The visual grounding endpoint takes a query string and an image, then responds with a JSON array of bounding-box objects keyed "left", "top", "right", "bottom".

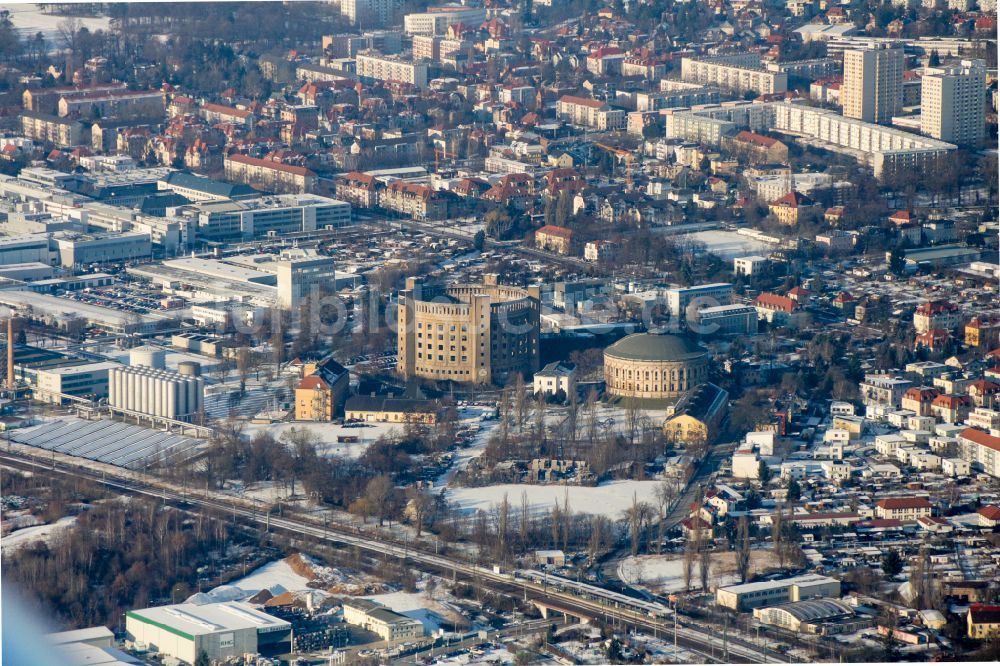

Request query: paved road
[{"left": 0, "top": 447, "right": 780, "bottom": 663}]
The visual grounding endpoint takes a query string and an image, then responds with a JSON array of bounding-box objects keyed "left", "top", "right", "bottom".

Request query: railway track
[{"left": 1, "top": 449, "right": 784, "bottom": 663}]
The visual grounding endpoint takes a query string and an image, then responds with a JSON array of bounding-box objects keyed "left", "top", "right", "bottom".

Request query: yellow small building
[
  {"left": 768, "top": 191, "right": 817, "bottom": 226},
  {"left": 967, "top": 605, "right": 1000, "bottom": 640},
  {"left": 294, "top": 357, "right": 348, "bottom": 421},
  {"left": 663, "top": 383, "right": 728, "bottom": 446},
  {"left": 344, "top": 396, "right": 441, "bottom": 424}
]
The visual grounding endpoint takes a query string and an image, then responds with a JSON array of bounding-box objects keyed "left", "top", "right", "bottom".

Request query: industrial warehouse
[{"left": 125, "top": 601, "right": 292, "bottom": 664}]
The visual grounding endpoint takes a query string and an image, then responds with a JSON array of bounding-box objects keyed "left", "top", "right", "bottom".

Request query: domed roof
[{"left": 604, "top": 332, "right": 707, "bottom": 362}]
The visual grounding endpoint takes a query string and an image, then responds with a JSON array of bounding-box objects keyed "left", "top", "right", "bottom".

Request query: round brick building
[{"left": 604, "top": 331, "right": 709, "bottom": 400}]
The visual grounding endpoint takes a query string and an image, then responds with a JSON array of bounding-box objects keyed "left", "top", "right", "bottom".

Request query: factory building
[
  {"left": 716, "top": 575, "right": 842, "bottom": 611},
  {"left": 33, "top": 361, "right": 118, "bottom": 404},
  {"left": 52, "top": 231, "right": 153, "bottom": 268},
  {"left": 125, "top": 601, "right": 291, "bottom": 665},
  {"left": 0, "top": 234, "right": 52, "bottom": 266},
  {"left": 109, "top": 364, "right": 204, "bottom": 421}
]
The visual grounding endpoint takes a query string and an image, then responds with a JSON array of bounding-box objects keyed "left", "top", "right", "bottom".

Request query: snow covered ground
[
  {"left": 446, "top": 480, "right": 666, "bottom": 519},
  {"left": 681, "top": 230, "right": 774, "bottom": 260},
  {"left": 1, "top": 516, "right": 77, "bottom": 553},
  {"left": 363, "top": 590, "right": 449, "bottom": 632},
  {"left": 7, "top": 5, "right": 111, "bottom": 42},
  {"left": 230, "top": 559, "right": 313, "bottom": 597},
  {"left": 618, "top": 550, "right": 776, "bottom": 593},
  {"left": 243, "top": 421, "right": 402, "bottom": 459}
]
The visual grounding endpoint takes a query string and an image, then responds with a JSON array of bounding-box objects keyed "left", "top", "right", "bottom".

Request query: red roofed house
[
  {"left": 931, "top": 393, "right": 972, "bottom": 424},
  {"left": 731, "top": 130, "right": 788, "bottom": 163},
  {"left": 913, "top": 300, "right": 961, "bottom": 334},
  {"left": 768, "top": 191, "right": 817, "bottom": 226},
  {"left": 902, "top": 387, "right": 941, "bottom": 417},
  {"left": 586, "top": 46, "right": 626, "bottom": 75},
  {"left": 965, "top": 317, "right": 1000, "bottom": 349},
  {"left": 967, "top": 379, "right": 1000, "bottom": 408},
  {"left": 556, "top": 95, "right": 626, "bottom": 130},
  {"left": 294, "top": 357, "right": 348, "bottom": 421},
  {"left": 957, "top": 428, "right": 1000, "bottom": 478},
  {"left": 335, "top": 171, "right": 381, "bottom": 209},
  {"left": 753, "top": 292, "right": 802, "bottom": 326},
  {"left": 913, "top": 329, "right": 951, "bottom": 352},
  {"left": 535, "top": 225, "right": 574, "bottom": 255},
  {"left": 977, "top": 505, "right": 1000, "bottom": 528},
  {"left": 381, "top": 181, "right": 451, "bottom": 220},
  {"left": 875, "top": 497, "right": 932, "bottom": 520},
  {"left": 224, "top": 153, "right": 316, "bottom": 194}
]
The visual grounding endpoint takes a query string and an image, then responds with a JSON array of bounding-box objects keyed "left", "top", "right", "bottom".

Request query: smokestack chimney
[{"left": 7, "top": 318, "right": 13, "bottom": 390}]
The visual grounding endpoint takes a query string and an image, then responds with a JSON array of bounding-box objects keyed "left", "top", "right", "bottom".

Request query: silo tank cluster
[{"left": 109, "top": 365, "right": 204, "bottom": 421}]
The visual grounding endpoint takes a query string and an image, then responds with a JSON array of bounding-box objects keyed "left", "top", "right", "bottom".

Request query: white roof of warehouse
[{"left": 127, "top": 601, "right": 289, "bottom": 637}]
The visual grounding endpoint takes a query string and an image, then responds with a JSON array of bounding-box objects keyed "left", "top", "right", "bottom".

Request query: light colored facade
[
  {"left": 874, "top": 497, "right": 932, "bottom": 519},
  {"left": 681, "top": 56, "right": 788, "bottom": 95},
  {"left": 769, "top": 101, "right": 955, "bottom": 178},
  {"left": 224, "top": 154, "right": 316, "bottom": 194},
  {"left": 33, "top": 361, "right": 116, "bottom": 404},
  {"left": 343, "top": 600, "right": 424, "bottom": 642},
  {"left": 694, "top": 304, "right": 758, "bottom": 336},
  {"left": 53, "top": 231, "right": 152, "bottom": 268},
  {"left": 356, "top": 52, "right": 428, "bottom": 87},
  {"left": 957, "top": 428, "right": 1000, "bottom": 477},
  {"left": 272, "top": 248, "right": 337, "bottom": 310},
  {"left": 665, "top": 283, "right": 733, "bottom": 319},
  {"left": 341, "top": 0, "right": 400, "bottom": 26},
  {"left": 717, "top": 575, "right": 842, "bottom": 611},
  {"left": 604, "top": 332, "right": 710, "bottom": 400},
  {"left": 125, "top": 602, "right": 291, "bottom": 665},
  {"left": 842, "top": 46, "right": 904, "bottom": 123},
  {"left": 403, "top": 6, "right": 486, "bottom": 35},
  {"left": 108, "top": 365, "right": 205, "bottom": 421},
  {"left": 733, "top": 254, "right": 768, "bottom": 275},
  {"left": 397, "top": 276, "right": 540, "bottom": 385},
  {"left": 20, "top": 111, "right": 84, "bottom": 145},
  {"left": 920, "top": 59, "right": 986, "bottom": 144},
  {"left": 556, "top": 96, "right": 626, "bottom": 130},
  {"left": 533, "top": 361, "right": 576, "bottom": 397}
]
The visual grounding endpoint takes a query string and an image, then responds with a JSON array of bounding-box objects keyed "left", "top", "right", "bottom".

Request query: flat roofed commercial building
[
  {"left": 716, "top": 575, "right": 841, "bottom": 611},
  {"left": 125, "top": 601, "right": 291, "bottom": 665},
  {"left": 34, "top": 361, "right": 118, "bottom": 404}
]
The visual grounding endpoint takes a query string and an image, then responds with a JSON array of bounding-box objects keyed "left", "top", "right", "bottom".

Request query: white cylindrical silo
[
  {"left": 166, "top": 382, "right": 176, "bottom": 420},
  {"left": 153, "top": 375, "right": 164, "bottom": 418},
  {"left": 129, "top": 346, "right": 165, "bottom": 370},
  {"left": 144, "top": 373, "right": 153, "bottom": 416},
  {"left": 195, "top": 377, "right": 204, "bottom": 416},
  {"left": 126, "top": 370, "right": 136, "bottom": 411}
]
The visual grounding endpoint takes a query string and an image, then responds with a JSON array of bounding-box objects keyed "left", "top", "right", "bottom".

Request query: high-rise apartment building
[
  {"left": 920, "top": 59, "right": 986, "bottom": 145},
  {"left": 842, "top": 45, "right": 904, "bottom": 123},
  {"left": 340, "top": 0, "right": 400, "bottom": 27}
]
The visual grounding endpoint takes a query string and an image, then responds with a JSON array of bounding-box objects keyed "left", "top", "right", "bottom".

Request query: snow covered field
[
  {"left": 243, "top": 421, "right": 402, "bottom": 459},
  {"left": 446, "top": 480, "right": 666, "bottom": 518},
  {"left": 230, "top": 559, "right": 313, "bottom": 597},
  {"left": 681, "top": 230, "right": 774, "bottom": 260},
  {"left": 1, "top": 516, "right": 77, "bottom": 552},
  {"left": 618, "top": 550, "right": 776, "bottom": 593},
  {"left": 7, "top": 5, "right": 111, "bottom": 42}
]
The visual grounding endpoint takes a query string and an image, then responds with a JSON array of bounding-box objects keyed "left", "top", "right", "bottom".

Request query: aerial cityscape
[{"left": 0, "top": 1, "right": 997, "bottom": 664}]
